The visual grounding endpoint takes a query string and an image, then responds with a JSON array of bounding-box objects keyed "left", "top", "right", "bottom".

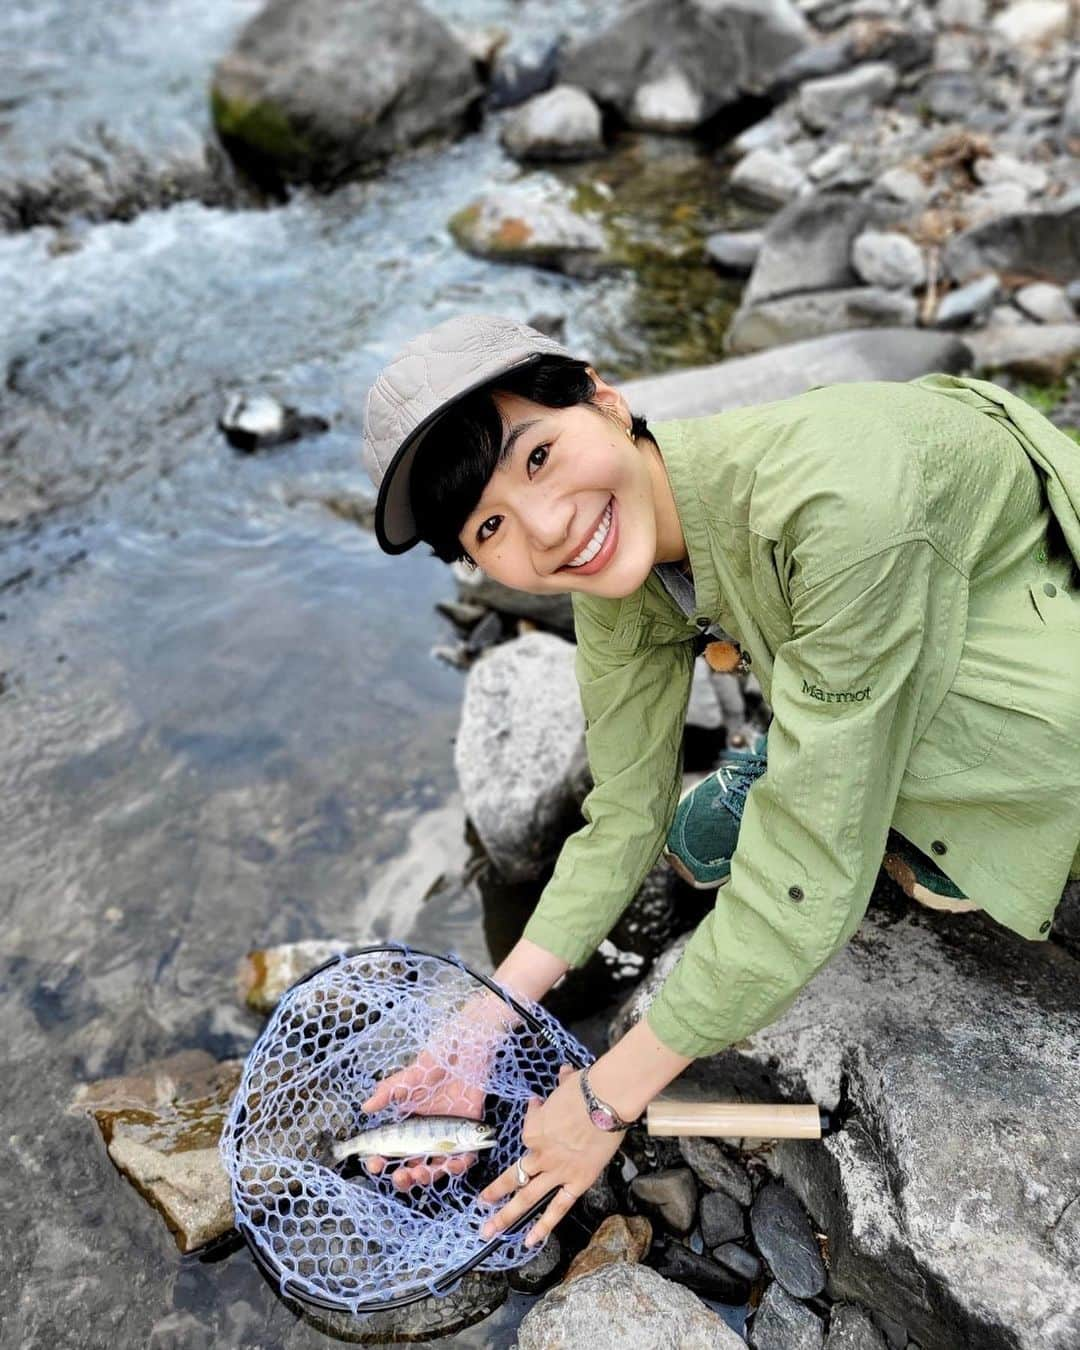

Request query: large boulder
[
  {"left": 559, "top": 0, "right": 812, "bottom": 132},
  {"left": 516, "top": 1260, "right": 745, "bottom": 1349},
  {"left": 612, "top": 895, "right": 1080, "bottom": 1350},
  {"left": 944, "top": 204, "right": 1080, "bottom": 286},
  {"left": 621, "top": 329, "right": 972, "bottom": 422},
  {"left": 724, "top": 287, "right": 918, "bottom": 354},
  {"left": 454, "top": 632, "right": 589, "bottom": 881},
  {"left": 210, "top": 0, "right": 481, "bottom": 186},
  {"left": 499, "top": 85, "right": 604, "bottom": 162}
]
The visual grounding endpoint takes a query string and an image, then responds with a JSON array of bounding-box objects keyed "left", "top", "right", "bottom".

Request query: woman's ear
[{"left": 586, "top": 366, "right": 632, "bottom": 425}]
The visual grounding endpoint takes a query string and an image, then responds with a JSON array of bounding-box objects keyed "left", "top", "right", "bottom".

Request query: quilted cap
[{"left": 362, "top": 313, "right": 575, "bottom": 553}]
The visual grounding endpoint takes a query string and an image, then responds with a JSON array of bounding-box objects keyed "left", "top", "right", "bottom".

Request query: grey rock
[
  {"left": 452, "top": 562, "right": 573, "bottom": 634},
  {"left": 991, "top": 0, "right": 1069, "bottom": 47},
  {"left": 807, "top": 142, "right": 854, "bottom": 183},
  {"left": 732, "top": 109, "right": 802, "bottom": 156},
  {"left": 770, "top": 36, "right": 853, "bottom": 93},
  {"left": 872, "top": 167, "right": 929, "bottom": 207},
  {"left": 210, "top": 0, "right": 480, "bottom": 186},
  {"left": 1054, "top": 878, "right": 1080, "bottom": 960},
  {"left": 933, "top": 274, "right": 1002, "bottom": 328},
  {"left": 1063, "top": 65, "right": 1080, "bottom": 144},
  {"left": 920, "top": 68, "right": 981, "bottom": 121},
  {"left": 944, "top": 205, "right": 1080, "bottom": 286},
  {"left": 746, "top": 193, "right": 878, "bottom": 306},
  {"left": 725, "top": 287, "right": 918, "bottom": 354},
  {"left": 705, "top": 229, "right": 765, "bottom": 275},
  {"left": 731, "top": 148, "right": 809, "bottom": 209},
  {"left": 798, "top": 62, "right": 898, "bottom": 132},
  {"left": 963, "top": 321, "right": 1080, "bottom": 382},
  {"left": 678, "top": 1135, "right": 754, "bottom": 1205},
  {"left": 973, "top": 154, "right": 1049, "bottom": 196},
  {"left": 508, "top": 1233, "right": 563, "bottom": 1293},
  {"left": 449, "top": 187, "right": 608, "bottom": 277},
  {"left": 826, "top": 1302, "right": 889, "bottom": 1350},
  {"left": 619, "top": 329, "right": 972, "bottom": 425},
  {"left": 499, "top": 85, "right": 604, "bottom": 162},
  {"left": 686, "top": 659, "right": 724, "bottom": 732},
  {"left": 1013, "top": 282, "right": 1074, "bottom": 324},
  {"left": 516, "top": 1260, "right": 744, "bottom": 1349},
  {"left": 712, "top": 1241, "right": 763, "bottom": 1282},
  {"left": 560, "top": 0, "right": 812, "bottom": 131},
  {"left": 851, "top": 230, "right": 926, "bottom": 289},
  {"left": 963, "top": 181, "right": 1032, "bottom": 228},
  {"left": 936, "top": 0, "right": 987, "bottom": 24},
  {"left": 699, "top": 1189, "right": 746, "bottom": 1247},
  {"left": 750, "top": 1280, "right": 826, "bottom": 1350},
  {"left": 986, "top": 304, "right": 1028, "bottom": 327},
  {"left": 1067, "top": 280, "right": 1080, "bottom": 313},
  {"left": 487, "top": 36, "right": 561, "bottom": 111},
  {"left": 650, "top": 1237, "right": 750, "bottom": 1303},
  {"left": 580, "top": 1170, "right": 621, "bottom": 1223},
  {"left": 630, "top": 1167, "right": 699, "bottom": 1236},
  {"left": 454, "top": 633, "right": 589, "bottom": 881},
  {"left": 751, "top": 1181, "right": 827, "bottom": 1299}
]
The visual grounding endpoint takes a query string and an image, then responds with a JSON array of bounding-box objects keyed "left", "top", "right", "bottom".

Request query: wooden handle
[{"left": 647, "top": 1099, "right": 827, "bottom": 1139}]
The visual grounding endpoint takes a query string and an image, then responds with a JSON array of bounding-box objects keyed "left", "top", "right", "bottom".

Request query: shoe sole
[{"left": 663, "top": 848, "right": 732, "bottom": 892}]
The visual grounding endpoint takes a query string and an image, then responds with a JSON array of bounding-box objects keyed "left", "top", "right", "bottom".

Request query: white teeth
[{"left": 566, "top": 502, "right": 612, "bottom": 568}]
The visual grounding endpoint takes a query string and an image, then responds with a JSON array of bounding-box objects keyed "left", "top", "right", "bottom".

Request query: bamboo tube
[{"left": 647, "top": 1099, "right": 828, "bottom": 1139}]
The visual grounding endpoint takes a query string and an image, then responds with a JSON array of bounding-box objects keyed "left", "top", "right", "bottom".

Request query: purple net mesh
[{"left": 220, "top": 946, "right": 591, "bottom": 1313}]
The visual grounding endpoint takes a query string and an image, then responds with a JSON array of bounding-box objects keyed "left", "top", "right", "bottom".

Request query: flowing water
[{"left": 0, "top": 2, "right": 750, "bottom": 1343}]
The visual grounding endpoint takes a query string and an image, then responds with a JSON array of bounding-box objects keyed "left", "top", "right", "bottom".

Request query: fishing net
[{"left": 221, "top": 944, "right": 592, "bottom": 1314}]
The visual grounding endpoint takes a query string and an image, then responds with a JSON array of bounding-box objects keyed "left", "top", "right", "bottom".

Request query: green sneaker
[
  {"left": 882, "top": 833, "right": 979, "bottom": 913},
  {"left": 663, "top": 735, "right": 768, "bottom": 890}
]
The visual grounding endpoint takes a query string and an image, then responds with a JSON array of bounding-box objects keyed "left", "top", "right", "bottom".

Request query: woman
[{"left": 358, "top": 312, "right": 1080, "bottom": 1250}]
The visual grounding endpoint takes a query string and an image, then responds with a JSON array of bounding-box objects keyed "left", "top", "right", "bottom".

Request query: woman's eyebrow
[{"left": 498, "top": 418, "right": 542, "bottom": 465}]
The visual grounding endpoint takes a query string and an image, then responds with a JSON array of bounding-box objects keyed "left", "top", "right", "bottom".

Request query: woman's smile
[{"left": 558, "top": 497, "right": 617, "bottom": 575}]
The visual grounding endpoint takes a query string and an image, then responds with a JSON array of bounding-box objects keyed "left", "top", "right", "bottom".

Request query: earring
[{"left": 625, "top": 425, "right": 635, "bottom": 442}]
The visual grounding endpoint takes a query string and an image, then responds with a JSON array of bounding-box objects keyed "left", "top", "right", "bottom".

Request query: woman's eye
[
  {"left": 527, "top": 444, "right": 549, "bottom": 475},
  {"left": 477, "top": 515, "right": 502, "bottom": 543}
]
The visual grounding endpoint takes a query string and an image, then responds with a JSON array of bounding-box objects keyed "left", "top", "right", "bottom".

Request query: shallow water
[{"left": 0, "top": 0, "right": 748, "bottom": 1343}]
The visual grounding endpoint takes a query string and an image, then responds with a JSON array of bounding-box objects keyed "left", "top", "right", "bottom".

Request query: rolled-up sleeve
[
  {"left": 521, "top": 608, "right": 694, "bottom": 967},
  {"left": 647, "top": 537, "right": 947, "bottom": 1059}
]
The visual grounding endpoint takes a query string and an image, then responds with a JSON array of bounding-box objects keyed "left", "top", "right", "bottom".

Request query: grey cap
[{"left": 362, "top": 312, "right": 575, "bottom": 554}]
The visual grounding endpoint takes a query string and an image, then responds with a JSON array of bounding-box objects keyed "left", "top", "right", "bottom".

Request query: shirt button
[
  {"left": 695, "top": 617, "right": 710, "bottom": 630},
  {"left": 931, "top": 840, "right": 947, "bottom": 856},
  {"left": 788, "top": 885, "right": 805, "bottom": 902},
  {"left": 1039, "top": 920, "right": 1051, "bottom": 934},
  {"left": 1043, "top": 582, "right": 1057, "bottom": 598}
]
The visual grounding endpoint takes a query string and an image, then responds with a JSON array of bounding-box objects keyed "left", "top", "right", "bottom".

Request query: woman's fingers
[
  {"left": 479, "top": 1173, "right": 556, "bottom": 1240},
  {"left": 523, "top": 1184, "right": 578, "bottom": 1249}
]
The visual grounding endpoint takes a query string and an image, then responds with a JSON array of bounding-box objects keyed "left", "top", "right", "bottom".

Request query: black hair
[{"left": 409, "top": 354, "right": 652, "bottom": 564}]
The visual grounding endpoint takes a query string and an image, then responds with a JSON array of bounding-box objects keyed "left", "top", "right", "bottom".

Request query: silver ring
[{"left": 515, "top": 1155, "right": 531, "bottom": 1187}]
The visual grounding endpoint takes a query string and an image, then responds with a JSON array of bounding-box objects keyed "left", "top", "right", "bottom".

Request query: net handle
[{"left": 231, "top": 941, "right": 593, "bottom": 1315}]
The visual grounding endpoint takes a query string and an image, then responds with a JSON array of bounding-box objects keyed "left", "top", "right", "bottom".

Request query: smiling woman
[{"left": 361, "top": 312, "right": 1080, "bottom": 1252}]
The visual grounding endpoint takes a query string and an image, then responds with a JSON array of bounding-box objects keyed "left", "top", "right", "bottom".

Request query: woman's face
[{"left": 458, "top": 370, "right": 683, "bottom": 600}]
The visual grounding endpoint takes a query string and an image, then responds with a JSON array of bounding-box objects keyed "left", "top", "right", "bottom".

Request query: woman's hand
[{"left": 477, "top": 1064, "right": 624, "bottom": 1249}]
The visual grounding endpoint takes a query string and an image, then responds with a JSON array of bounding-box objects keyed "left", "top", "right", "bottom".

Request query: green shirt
[{"left": 521, "top": 374, "right": 1080, "bottom": 1059}]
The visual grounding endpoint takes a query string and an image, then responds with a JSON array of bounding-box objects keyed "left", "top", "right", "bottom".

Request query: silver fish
[{"left": 326, "top": 1115, "right": 497, "bottom": 1165}]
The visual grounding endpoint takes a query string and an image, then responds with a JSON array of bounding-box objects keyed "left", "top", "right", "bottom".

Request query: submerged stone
[{"left": 237, "top": 938, "right": 349, "bottom": 1014}]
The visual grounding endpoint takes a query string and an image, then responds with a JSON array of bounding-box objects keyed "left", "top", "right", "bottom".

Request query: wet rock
[
  {"left": 933, "top": 274, "right": 1001, "bottom": 328},
  {"left": 751, "top": 1181, "right": 827, "bottom": 1299},
  {"left": 963, "top": 321, "right": 1080, "bottom": 382},
  {"left": 455, "top": 632, "right": 588, "bottom": 882},
  {"left": 944, "top": 204, "right": 1080, "bottom": 286},
  {"left": 1013, "top": 282, "right": 1073, "bottom": 324},
  {"left": 699, "top": 1189, "right": 746, "bottom": 1247},
  {"left": 517, "top": 1260, "right": 743, "bottom": 1348},
  {"left": 500, "top": 86, "right": 604, "bottom": 162},
  {"left": 487, "top": 37, "right": 562, "bottom": 111},
  {"left": 991, "top": 1, "right": 1069, "bottom": 48},
  {"left": 826, "top": 1302, "right": 889, "bottom": 1349},
  {"left": 210, "top": 0, "right": 481, "bottom": 187},
  {"left": 449, "top": 187, "right": 608, "bottom": 277},
  {"left": 237, "top": 938, "right": 349, "bottom": 1014},
  {"left": 725, "top": 287, "right": 918, "bottom": 354},
  {"left": 509, "top": 1233, "right": 564, "bottom": 1294},
  {"left": 451, "top": 562, "right": 574, "bottom": 635},
  {"left": 851, "top": 230, "right": 925, "bottom": 290},
  {"left": 563, "top": 1214, "right": 652, "bottom": 1283},
  {"left": 219, "top": 393, "right": 328, "bottom": 453},
  {"left": 559, "top": 0, "right": 811, "bottom": 133},
  {"left": 622, "top": 329, "right": 972, "bottom": 423},
  {"left": 678, "top": 1135, "right": 753, "bottom": 1205},
  {"left": 750, "top": 1280, "right": 826, "bottom": 1350},
  {"left": 730, "top": 148, "right": 809, "bottom": 209},
  {"left": 630, "top": 1167, "right": 698, "bottom": 1236},
  {"left": 712, "top": 1241, "right": 763, "bottom": 1282},
  {"left": 649, "top": 1234, "right": 751, "bottom": 1304},
  {"left": 705, "top": 229, "right": 765, "bottom": 275},
  {"left": 798, "top": 63, "right": 898, "bottom": 132},
  {"left": 73, "top": 1050, "right": 241, "bottom": 1253}
]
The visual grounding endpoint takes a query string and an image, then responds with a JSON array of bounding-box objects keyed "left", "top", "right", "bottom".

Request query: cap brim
[{"left": 372, "top": 352, "right": 547, "bottom": 554}]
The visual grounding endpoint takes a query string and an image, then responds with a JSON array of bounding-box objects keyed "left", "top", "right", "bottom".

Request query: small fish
[{"left": 322, "top": 1116, "right": 497, "bottom": 1166}]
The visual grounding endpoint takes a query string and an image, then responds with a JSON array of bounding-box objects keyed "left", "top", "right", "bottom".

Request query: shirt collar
[{"left": 651, "top": 418, "right": 723, "bottom": 624}]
